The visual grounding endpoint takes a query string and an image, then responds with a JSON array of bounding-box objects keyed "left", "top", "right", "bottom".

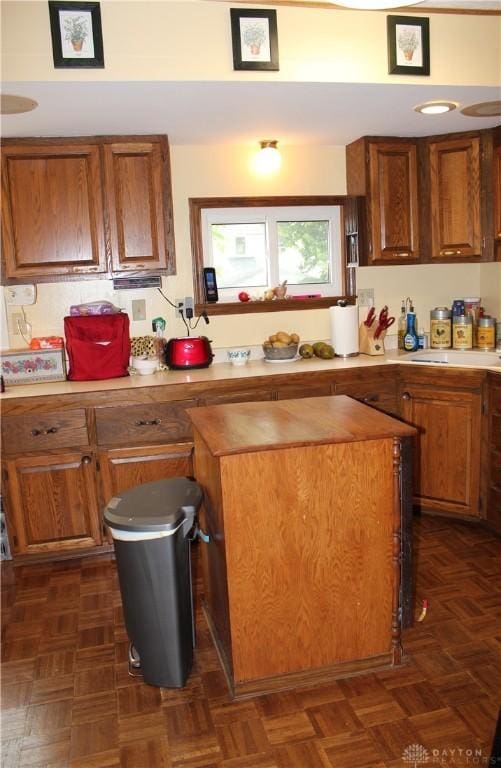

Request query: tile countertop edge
[{"left": 1, "top": 351, "right": 499, "bottom": 400}]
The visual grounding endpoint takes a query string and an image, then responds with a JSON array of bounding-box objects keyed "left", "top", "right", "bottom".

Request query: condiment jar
[
  {"left": 476, "top": 317, "right": 496, "bottom": 350},
  {"left": 430, "top": 307, "right": 452, "bottom": 349},
  {"left": 452, "top": 315, "right": 472, "bottom": 349}
]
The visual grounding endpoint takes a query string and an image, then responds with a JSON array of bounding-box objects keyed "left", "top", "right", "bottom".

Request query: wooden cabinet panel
[
  {"left": 487, "top": 375, "right": 501, "bottom": 530},
  {"left": 275, "top": 381, "right": 333, "bottom": 400},
  {"left": 429, "top": 136, "right": 482, "bottom": 260},
  {"left": 346, "top": 138, "right": 420, "bottom": 265},
  {"left": 98, "top": 442, "right": 194, "bottom": 503},
  {"left": 335, "top": 372, "right": 398, "bottom": 415},
  {"left": 103, "top": 138, "right": 175, "bottom": 275},
  {"left": 3, "top": 451, "right": 102, "bottom": 555},
  {"left": 494, "top": 144, "right": 501, "bottom": 255},
  {"left": 2, "top": 409, "right": 88, "bottom": 454},
  {"left": 199, "top": 389, "right": 274, "bottom": 406},
  {"left": 1, "top": 143, "right": 107, "bottom": 280},
  {"left": 400, "top": 383, "right": 482, "bottom": 517},
  {"left": 95, "top": 399, "right": 197, "bottom": 446}
]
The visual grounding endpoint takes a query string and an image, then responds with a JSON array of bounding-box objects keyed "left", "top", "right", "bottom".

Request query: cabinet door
[
  {"left": 103, "top": 138, "right": 175, "bottom": 275},
  {"left": 367, "top": 142, "right": 420, "bottom": 264},
  {"left": 429, "top": 136, "right": 482, "bottom": 260},
  {"left": 98, "top": 442, "right": 193, "bottom": 502},
  {"left": 3, "top": 451, "right": 102, "bottom": 555},
  {"left": 1, "top": 143, "right": 107, "bottom": 280},
  {"left": 494, "top": 145, "right": 501, "bottom": 252},
  {"left": 400, "top": 385, "right": 482, "bottom": 517}
]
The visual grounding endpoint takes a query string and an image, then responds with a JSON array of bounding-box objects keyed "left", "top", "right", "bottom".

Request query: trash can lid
[{"left": 103, "top": 477, "right": 202, "bottom": 533}]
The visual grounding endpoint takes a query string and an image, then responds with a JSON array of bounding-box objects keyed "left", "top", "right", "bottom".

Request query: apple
[{"left": 238, "top": 291, "right": 250, "bottom": 302}]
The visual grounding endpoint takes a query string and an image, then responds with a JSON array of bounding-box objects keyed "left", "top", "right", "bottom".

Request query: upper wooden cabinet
[
  {"left": 1, "top": 142, "right": 108, "bottom": 280},
  {"left": 347, "top": 127, "right": 498, "bottom": 265},
  {"left": 428, "top": 134, "right": 482, "bottom": 261},
  {"left": 103, "top": 137, "right": 175, "bottom": 276},
  {"left": 1, "top": 135, "right": 176, "bottom": 283},
  {"left": 346, "top": 137, "right": 420, "bottom": 265},
  {"left": 494, "top": 127, "right": 501, "bottom": 260}
]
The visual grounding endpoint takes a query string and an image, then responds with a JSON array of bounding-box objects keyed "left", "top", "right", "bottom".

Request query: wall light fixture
[
  {"left": 333, "top": 1, "right": 423, "bottom": 9},
  {"left": 254, "top": 140, "right": 282, "bottom": 174}
]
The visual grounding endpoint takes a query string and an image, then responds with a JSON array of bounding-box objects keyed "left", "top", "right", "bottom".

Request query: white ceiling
[{"left": 1, "top": 1, "right": 499, "bottom": 145}]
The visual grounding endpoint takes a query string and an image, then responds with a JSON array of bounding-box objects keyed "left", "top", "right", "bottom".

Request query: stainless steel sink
[{"left": 399, "top": 350, "right": 501, "bottom": 367}]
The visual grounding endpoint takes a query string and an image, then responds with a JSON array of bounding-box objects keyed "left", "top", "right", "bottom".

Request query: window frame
[{"left": 189, "top": 195, "right": 361, "bottom": 316}]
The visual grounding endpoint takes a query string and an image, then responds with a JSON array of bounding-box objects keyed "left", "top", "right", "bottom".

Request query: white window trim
[{"left": 201, "top": 205, "right": 342, "bottom": 302}]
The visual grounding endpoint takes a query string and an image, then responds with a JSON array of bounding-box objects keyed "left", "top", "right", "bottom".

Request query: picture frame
[
  {"left": 48, "top": 1, "right": 104, "bottom": 69},
  {"left": 387, "top": 15, "right": 430, "bottom": 76},
  {"left": 1, "top": 347, "right": 67, "bottom": 385},
  {"left": 230, "top": 9, "right": 279, "bottom": 71}
]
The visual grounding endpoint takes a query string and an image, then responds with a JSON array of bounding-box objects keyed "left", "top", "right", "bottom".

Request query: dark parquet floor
[{"left": 1, "top": 514, "right": 500, "bottom": 768}]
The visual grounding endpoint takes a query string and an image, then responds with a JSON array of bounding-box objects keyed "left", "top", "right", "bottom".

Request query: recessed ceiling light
[
  {"left": 333, "top": 1, "right": 423, "bottom": 9},
  {"left": 460, "top": 100, "right": 501, "bottom": 118},
  {"left": 1, "top": 94, "right": 38, "bottom": 115},
  {"left": 414, "top": 101, "right": 457, "bottom": 115}
]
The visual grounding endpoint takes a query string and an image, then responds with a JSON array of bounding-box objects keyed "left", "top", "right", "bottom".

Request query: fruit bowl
[
  {"left": 131, "top": 356, "right": 159, "bottom": 375},
  {"left": 262, "top": 343, "right": 298, "bottom": 361}
]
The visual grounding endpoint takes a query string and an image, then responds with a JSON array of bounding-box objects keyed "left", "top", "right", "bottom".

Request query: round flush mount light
[
  {"left": 1, "top": 94, "right": 38, "bottom": 115},
  {"left": 460, "top": 100, "right": 501, "bottom": 118},
  {"left": 333, "top": 1, "right": 423, "bottom": 9},
  {"left": 414, "top": 101, "right": 457, "bottom": 115}
]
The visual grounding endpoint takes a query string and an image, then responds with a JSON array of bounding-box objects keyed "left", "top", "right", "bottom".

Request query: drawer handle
[
  {"left": 440, "top": 249, "right": 462, "bottom": 256},
  {"left": 134, "top": 418, "right": 162, "bottom": 427},
  {"left": 363, "top": 394, "right": 379, "bottom": 403},
  {"left": 402, "top": 392, "right": 411, "bottom": 401},
  {"left": 81, "top": 455, "right": 92, "bottom": 466},
  {"left": 395, "top": 252, "right": 410, "bottom": 258},
  {"left": 30, "top": 427, "right": 59, "bottom": 436}
]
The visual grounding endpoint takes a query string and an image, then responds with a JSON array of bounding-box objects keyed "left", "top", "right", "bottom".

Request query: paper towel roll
[{"left": 330, "top": 304, "right": 359, "bottom": 357}]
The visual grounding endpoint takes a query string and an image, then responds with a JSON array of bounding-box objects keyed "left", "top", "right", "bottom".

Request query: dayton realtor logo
[{"left": 402, "top": 743, "right": 430, "bottom": 767}]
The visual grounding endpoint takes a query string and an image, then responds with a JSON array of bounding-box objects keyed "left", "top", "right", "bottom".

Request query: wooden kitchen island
[{"left": 188, "top": 395, "right": 416, "bottom": 699}]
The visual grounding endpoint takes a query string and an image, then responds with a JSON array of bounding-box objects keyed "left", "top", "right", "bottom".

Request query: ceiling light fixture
[
  {"left": 414, "top": 101, "right": 457, "bottom": 115},
  {"left": 460, "top": 101, "right": 501, "bottom": 118},
  {"left": 1, "top": 94, "right": 38, "bottom": 115},
  {"left": 254, "top": 140, "right": 282, "bottom": 174},
  {"left": 333, "top": 1, "right": 423, "bottom": 9}
]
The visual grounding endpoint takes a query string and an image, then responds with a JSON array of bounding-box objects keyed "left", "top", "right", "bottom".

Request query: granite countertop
[{"left": 1, "top": 349, "right": 499, "bottom": 400}]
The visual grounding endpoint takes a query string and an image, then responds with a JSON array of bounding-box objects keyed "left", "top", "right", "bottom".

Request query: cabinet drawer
[
  {"left": 335, "top": 380, "right": 398, "bottom": 414},
  {"left": 2, "top": 410, "right": 89, "bottom": 454},
  {"left": 275, "top": 382, "right": 333, "bottom": 400},
  {"left": 199, "top": 389, "right": 274, "bottom": 406},
  {"left": 95, "top": 400, "right": 197, "bottom": 446}
]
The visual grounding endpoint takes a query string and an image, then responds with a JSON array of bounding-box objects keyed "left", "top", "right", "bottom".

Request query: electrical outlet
[
  {"left": 184, "top": 296, "right": 194, "bottom": 318},
  {"left": 358, "top": 288, "right": 374, "bottom": 307},
  {"left": 5, "top": 284, "right": 37, "bottom": 306},
  {"left": 175, "top": 298, "right": 184, "bottom": 318},
  {"left": 131, "top": 299, "right": 146, "bottom": 321},
  {"left": 10, "top": 312, "right": 27, "bottom": 336}
]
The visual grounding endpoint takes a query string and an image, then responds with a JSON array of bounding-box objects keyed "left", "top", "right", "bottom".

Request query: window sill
[{"left": 195, "top": 296, "right": 355, "bottom": 316}]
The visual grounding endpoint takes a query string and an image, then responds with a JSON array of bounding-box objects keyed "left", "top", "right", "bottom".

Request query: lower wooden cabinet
[
  {"left": 2, "top": 450, "right": 102, "bottom": 556},
  {"left": 487, "top": 373, "right": 501, "bottom": 532},
  {"left": 335, "top": 369, "right": 398, "bottom": 415},
  {"left": 98, "top": 442, "right": 194, "bottom": 501},
  {"left": 399, "top": 371, "right": 483, "bottom": 517}
]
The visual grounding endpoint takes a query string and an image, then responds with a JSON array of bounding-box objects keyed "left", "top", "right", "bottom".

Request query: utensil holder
[{"left": 359, "top": 323, "right": 386, "bottom": 356}]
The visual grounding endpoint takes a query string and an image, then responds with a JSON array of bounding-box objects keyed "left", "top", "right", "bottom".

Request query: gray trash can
[{"left": 104, "top": 477, "right": 202, "bottom": 688}]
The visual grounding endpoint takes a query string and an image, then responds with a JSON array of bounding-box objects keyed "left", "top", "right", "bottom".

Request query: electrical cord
[{"left": 156, "top": 287, "right": 209, "bottom": 335}]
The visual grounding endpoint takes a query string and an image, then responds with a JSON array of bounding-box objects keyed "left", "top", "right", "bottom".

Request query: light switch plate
[
  {"left": 4, "top": 284, "right": 37, "bottom": 306},
  {"left": 358, "top": 288, "right": 374, "bottom": 308}
]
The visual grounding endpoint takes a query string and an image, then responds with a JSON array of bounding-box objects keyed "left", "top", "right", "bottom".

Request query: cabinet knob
[
  {"left": 134, "top": 419, "right": 161, "bottom": 427},
  {"left": 401, "top": 391, "right": 411, "bottom": 401},
  {"left": 81, "top": 455, "right": 92, "bottom": 465},
  {"left": 31, "top": 426, "right": 59, "bottom": 436},
  {"left": 440, "top": 249, "right": 462, "bottom": 256},
  {"left": 363, "top": 394, "right": 379, "bottom": 403}
]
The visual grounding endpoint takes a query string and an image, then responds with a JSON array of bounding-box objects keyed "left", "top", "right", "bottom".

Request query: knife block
[{"left": 359, "top": 322, "right": 386, "bottom": 356}]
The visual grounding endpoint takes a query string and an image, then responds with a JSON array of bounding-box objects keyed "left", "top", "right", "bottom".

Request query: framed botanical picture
[
  {"left": 48, "top": 1, "right": 104, "bottom": 68},
  {"left": 387, "top": 15, "right": 430, "bottom": 76},
  {"left": 230, "top": 9, "right": 279, "bottom": 71}
]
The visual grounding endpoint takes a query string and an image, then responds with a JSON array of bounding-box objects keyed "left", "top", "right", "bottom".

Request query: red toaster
[{"left": 165, "top": 336, "right": 213, "bottom": 370}]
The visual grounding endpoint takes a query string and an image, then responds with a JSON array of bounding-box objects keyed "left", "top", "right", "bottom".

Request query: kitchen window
[
  {"left": 189, "top": 196, "right": 360, "bottom": 316},
  {"left": 201, "top": 206, "right": 341, "bottom": 302}
]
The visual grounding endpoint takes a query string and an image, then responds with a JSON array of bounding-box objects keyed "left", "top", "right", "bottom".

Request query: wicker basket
[{"left": 262, "top": 343, "right": 298, "bottom": 361}]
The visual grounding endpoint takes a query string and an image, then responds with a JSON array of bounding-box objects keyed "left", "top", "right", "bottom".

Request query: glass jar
[
  {"left": 476, "top": 317, "right": 496, "bottom": 350},
  {"left": 452, "top": 315, "right": 473, "bottom": 349},
  {"left": 430, "top": 307, "right": 452, "bottom": 349}
]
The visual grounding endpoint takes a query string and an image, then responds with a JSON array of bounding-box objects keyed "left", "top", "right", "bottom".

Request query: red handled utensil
[{"left": 364, "top": 307, "right": 376, "bottom": 327}]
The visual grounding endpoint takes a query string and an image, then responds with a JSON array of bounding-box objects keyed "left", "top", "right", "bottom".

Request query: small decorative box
[{"left": 1, "top": 347, "right": 67, "bottom": 385}]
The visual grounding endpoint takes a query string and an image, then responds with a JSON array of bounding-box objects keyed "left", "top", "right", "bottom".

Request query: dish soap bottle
[
  {"left": 403, "top": 309, "right": 419, "bottom": 352},
  {"left": 397, "top": 299, "right": 406, "bottom": 350}
]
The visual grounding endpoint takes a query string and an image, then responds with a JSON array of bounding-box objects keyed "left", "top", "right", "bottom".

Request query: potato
[
  {"left": 290, "top": 333, "right": 300, "bottom": 344},
  {"left": 272, "top": 341, "right": 288, "bottom": 348},
  {"left": 263, "top": 340, "right": 272, "bottom": 348},
  {"left": 276, "top": 332, "right": 292, "bottom": 344},
  {"left": 269, "top": 334, "right": 278, "bottom": 343}
]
